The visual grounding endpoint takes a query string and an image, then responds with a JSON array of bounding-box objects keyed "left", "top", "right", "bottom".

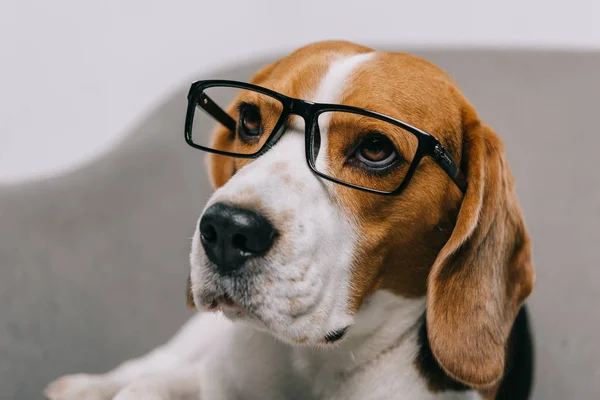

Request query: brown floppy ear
[
  {"left": 426, "top": 105, "right": 535, "bottom": 388},
  {"left": 208, "top": 60, "right": 280, "bottom": 188}
]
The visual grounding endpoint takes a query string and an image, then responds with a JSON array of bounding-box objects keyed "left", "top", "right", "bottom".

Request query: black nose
[{"left": 199, "top": 203, "right": 277, "bottom": 274}]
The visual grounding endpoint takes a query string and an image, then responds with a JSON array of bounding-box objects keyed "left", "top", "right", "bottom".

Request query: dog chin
[
  {"left": 193, "top": 285, "right": 352, "bottom": 347},
  {"left": 190, "top": 249, "right": 354, "bottom": 346}
]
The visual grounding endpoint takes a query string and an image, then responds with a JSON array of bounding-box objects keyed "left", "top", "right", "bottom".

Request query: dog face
[{"left": 189, "top": 41, "right": 534, "bottom": 388}]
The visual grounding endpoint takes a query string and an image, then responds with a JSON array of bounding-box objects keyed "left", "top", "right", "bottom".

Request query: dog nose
[{"left": 199, "top": 203, "right": 277, "bottom": 273}]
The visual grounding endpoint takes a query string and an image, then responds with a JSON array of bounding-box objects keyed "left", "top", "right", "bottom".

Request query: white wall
[{"left": 1, "top": 0, "right": 599, "bottom": 183}]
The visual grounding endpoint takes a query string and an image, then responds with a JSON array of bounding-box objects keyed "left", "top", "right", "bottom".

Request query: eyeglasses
[{"left": 185, "top": 80, "right": 466, "bottom": 195}]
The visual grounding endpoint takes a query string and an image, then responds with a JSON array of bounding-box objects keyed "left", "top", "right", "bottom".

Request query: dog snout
[{"left": 199, "top": 202, "right": 277, "bottom": 274}]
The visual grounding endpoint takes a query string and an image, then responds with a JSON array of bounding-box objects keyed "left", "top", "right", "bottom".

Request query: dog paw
[{"left": 44, "top": 374, "right": 122, "bottom": 400}]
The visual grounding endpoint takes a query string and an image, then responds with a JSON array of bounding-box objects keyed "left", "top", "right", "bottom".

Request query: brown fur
[
  {"left": 425, "top": 110, "right": 535, "bottom": 388},
  {"left": 208, "top": 41, "right": 372, "bottom": 188},
  {"left": 330, "top": 52, "right": 466, "bottom": 310},
  {"left": 204, "top": 41, "right": 534, "bottom": 394},
  {"left": 325, "top": 49, "right": 534, "bottom": 390}
]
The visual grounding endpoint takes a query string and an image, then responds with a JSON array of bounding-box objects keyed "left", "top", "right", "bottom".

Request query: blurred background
[{"left": 1, "top": 0, "right": 599, "bottom": 399}]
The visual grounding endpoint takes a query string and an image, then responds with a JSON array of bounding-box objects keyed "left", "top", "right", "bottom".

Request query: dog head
[{"left": 188, "top": 41, "right": 534, "bottom": 388}]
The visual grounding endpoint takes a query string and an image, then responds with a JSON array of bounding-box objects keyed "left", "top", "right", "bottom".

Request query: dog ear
[
  {"left": 426, "top": 105, "right": 535, "bottom": 388},
  {"left": 208, "top": 61, "right": 280, "bottom": 188}
]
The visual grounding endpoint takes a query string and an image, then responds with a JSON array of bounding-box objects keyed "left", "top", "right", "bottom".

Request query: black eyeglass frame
[{"left": 185, "top": 79, "right": 467, "bottom": 195}]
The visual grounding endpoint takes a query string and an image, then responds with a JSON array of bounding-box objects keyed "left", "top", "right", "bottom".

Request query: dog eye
[
  {"left": 238, "top": 103, "right": 262, "bottom": 137},
  {"left": 356, "top": 132, "right": 398, "bottom": 168}
]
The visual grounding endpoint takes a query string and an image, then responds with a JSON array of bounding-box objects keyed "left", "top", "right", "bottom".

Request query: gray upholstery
[{"left": 1, "top": 50, "right": 599, "bottom": 400}]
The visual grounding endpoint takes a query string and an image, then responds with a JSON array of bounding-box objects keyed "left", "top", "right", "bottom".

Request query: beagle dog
[{"left": 45, "top": 41, "right": 535, "bottom": 400}]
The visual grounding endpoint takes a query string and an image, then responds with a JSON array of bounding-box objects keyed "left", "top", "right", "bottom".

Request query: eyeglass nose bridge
[
  {"left": 288, "top": 98, "right": 315, "bottom": 117},
  {"left": 266, "top": 98, "right": 316, "bottom": 147}
]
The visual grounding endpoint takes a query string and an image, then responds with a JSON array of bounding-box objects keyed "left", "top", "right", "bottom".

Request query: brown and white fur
[{"left": 45, "top": 41, "right": 535, "bottom": 400}]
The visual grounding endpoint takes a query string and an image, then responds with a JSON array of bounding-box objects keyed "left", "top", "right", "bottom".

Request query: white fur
[
  {"left": 45, "top": 53, "right": 482, "bottom": 400},
  {"left": 188, "top": 52, "right": 377, "bottom": 346},
  {"left": 314, "top": 53, "right": 374, "bottom": 181}
]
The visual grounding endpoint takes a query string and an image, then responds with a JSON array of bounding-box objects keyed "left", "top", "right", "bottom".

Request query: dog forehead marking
[
  {"left": 311, "top": 52, "right": 375, "bottom": 104},
  {"left": 310, "top": 51, "right": 375, "bottom": 175},
  {"left": 195, "top": 50, "right": 378, "bottom": 346}
]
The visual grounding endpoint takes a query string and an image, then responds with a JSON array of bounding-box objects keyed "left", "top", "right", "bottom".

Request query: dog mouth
[
  {"left": 195, "top": 287, "right": 350, "bottom": 344},
  {"left": 323, "top": 327, "right": 348, "bottom": 343},
  {"left": 203, "top": 293, "right": 246, "bottom": 316},
  {"left": 192, "top": 255, "right": 352, "bottom": 345},
  {"left": 206, "top": 293, "right": 235, "bottom": 310}
]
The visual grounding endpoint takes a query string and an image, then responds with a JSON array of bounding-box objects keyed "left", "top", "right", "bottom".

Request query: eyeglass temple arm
[
  {"left": 432, "top": 144, "right": 468, "bottom": 193},
  {"left": 197, "top": 92, "right": 237, "bottom": 133}
]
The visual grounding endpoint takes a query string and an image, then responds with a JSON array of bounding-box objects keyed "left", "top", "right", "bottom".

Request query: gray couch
[{"left": 1, "top": 50, "right": 599, "bottom": 399}]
